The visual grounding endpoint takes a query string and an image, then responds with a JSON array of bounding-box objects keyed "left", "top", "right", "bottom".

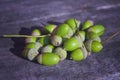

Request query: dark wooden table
[{"left": 0, "top": 0, "right": 120, "bottom": 80}]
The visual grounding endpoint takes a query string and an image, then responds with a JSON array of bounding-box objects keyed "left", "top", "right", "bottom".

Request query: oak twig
[{"left": 102, "top": 30, "right": 120, "bottom": 44}]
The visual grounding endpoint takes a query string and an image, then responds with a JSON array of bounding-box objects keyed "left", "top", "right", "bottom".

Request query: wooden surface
[{"left": 0, "top": 0, "right": 120, "bottom": 80}]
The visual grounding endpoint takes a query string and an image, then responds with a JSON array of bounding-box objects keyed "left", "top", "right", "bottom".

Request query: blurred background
[{"left": 0, "top": 0, "right": 120, "bottom": 80}]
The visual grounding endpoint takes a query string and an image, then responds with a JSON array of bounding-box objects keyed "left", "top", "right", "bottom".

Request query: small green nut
[
  {"left": 37, "top": 53, "right": 60, "bottom": 66},
  {"left": 41, "top": 45, "right": 54, "bottom": 53},
  {"left": 63, "top": 37, "right": 79, "bottom": 51},
  {"left": 38, "top": 36, "right": 50, "bottom": 46},
  {"left": 27, "top": 48, "right": 39, "bottom": 61},
  {"left": 76, "top": 31, "right": 86, "bottom": 41},
  {"left": 63, "top": 27, "right": 74, "bottom": 38},
  {"left": 65, "top": 18, "right": 80, "bottom": 32},
  {"left": 55, "top": 23, "right": 70, "bottom": 37},
  {"left": 26, "top": 37, "right": 36, "bottom": 43},
  {"left": 25, "top": 43, "right": 35, "bottom": 49},
  {"left": 32, "top": 29, "right": 41, "bottom": 36},
  {"left": 88, "top": 24, "right": 105, "bottom": 36},
  {"left": 91, "top": 41, "right": 103, "bottom": 53},
  {"left": 44, "top": 24, "right": 57, "bottom": 33},
  {"left": 51, "top": 35, "right": 62, "bottom": 46},
  {"left": 70, "top": 49, "right": 84, "bottom": 61},
  {"left": 82, "top": 20, "right": 93, "bottom": 30},
  {"left": 54, "top": 47, "right": 67, "bottom": 61}
]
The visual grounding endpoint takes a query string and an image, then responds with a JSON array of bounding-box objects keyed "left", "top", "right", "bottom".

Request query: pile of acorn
[{"left": 19, "top": 18, "right": 104, "bottom": 66}]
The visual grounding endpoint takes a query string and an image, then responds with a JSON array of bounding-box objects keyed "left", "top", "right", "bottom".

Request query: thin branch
[
  {"left": 2, "top": 34, "right": 50, "bottom": 38},
  {"left": 102, "top": 30, "right": 120, "bottom": 44}
]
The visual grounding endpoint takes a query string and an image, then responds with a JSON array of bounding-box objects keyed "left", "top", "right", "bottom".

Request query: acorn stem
[
  {"left": 2, "top": 34, "right": 50, "bottom": 38},
  {"left": 102, "top": 30, "right": 120, "bottom": 44}
]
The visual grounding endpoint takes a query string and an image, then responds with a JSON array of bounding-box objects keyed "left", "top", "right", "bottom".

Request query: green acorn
[
  {"left": 65, "top": 18, "right": 80, "bottom": 32},
  {"left": 70, "top": 49, "right": 84, "bottom": 61},
  {"left": 44, "top": 24, "right": 57, "bottom": 33},
  {"left": 82, "top": 20, "right": 93, "bottom": 30},
  {"left": 37, "top": 53, "right": 60, "bottom": 66},
  {"left": 63, "top": 37, "right": 79, "bottom": 51},
  {"left": 91, "top": 41, "right": 103, "bottom": 53},
  {"left": 54, "top": 23, "right": 70, "bottom": 37},
  {"left": 88, "top": 25, "right": 105, "bottom": 36}
]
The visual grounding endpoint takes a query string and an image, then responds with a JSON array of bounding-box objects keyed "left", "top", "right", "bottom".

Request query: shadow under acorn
[
  {"left": 9, "top": 21, "right": 64, "bottom": 62},
  {"left": 9, "top": 25, "right": 44, "bottom": 61}
]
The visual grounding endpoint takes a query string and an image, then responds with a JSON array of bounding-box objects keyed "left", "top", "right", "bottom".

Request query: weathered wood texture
[{"left": 0, "top": 0, "right": 120, "bottom": 80}]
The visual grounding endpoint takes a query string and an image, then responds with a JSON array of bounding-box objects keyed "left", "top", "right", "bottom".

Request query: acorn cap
[
  {"left": 85, "top": 40, "right": 92, "bottom": 52},
  {"left": 54, "top": 47, "right": 67, "bottom": 61},
  {"left": 27, "top": 48, "right": 39, "bottom": 61},
  {"left": 51, "top": 35, "right": 62, "bottom": 46},
  {"left": 34, "top": 42, "right": 43, "bottom": 50},
  {"left": 76, "top": 31, "right": 86, "bottom": 42},
  {"left": 92, "top": 37, "right": 101, "bottom": 42},
  {"left": 80, "top": 45, "right": 88, "bottom": 59}
]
